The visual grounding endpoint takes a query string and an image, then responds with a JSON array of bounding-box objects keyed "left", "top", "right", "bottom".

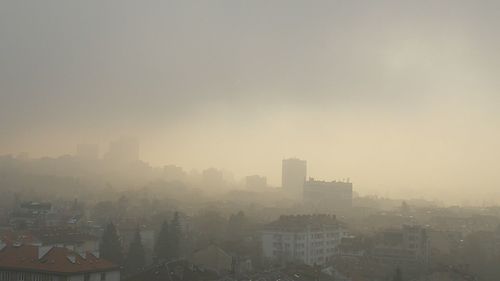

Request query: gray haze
[{"left": 1, "top": 1, "right": 500, "bottom": 201}]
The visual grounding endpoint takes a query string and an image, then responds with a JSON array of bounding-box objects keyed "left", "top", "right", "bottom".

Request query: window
[
  {"left": 101, "top": 272, "right": 106, "bottom": 281},
  {"left": 84, "top": 273, "right": 91, "bottom": 281},
  {"left": 0, "top": 271, "right": 9, "bottom": 281}
]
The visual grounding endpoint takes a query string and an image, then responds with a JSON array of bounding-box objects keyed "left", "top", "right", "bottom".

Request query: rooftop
[
  {"left": 0, "top": 242, "right": 117, "bottom": 274},
  {"left": 265, "top": 214, "right": 340, "bottom": 231}
]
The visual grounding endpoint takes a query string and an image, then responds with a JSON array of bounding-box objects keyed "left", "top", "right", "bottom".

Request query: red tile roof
[{"left": 0, "top": 244, "right": 118, "bottom": 274}]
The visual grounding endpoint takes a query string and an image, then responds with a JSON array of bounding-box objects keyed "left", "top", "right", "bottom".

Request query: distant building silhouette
[
  {"left": 164, "top": 165, "right": 187, "bottom": 182},
  {"left": 76, "top": 143, "right": 99, "bottom": 160},
  {"left": 245, "top": 175, "right": 267, "bottom": 190},
  {"left": 103, "top": 137, "right": 139, "bottom": 164},
  {"left": 372, "top": 225, "right": 430, "bottom": 268},
  {"left": 303, "top": 178, "right": 353, "bottom": 212},
  {"left": 202, "top": 168, "right": 225, "bottom": 188},
  {"left": 282, "top": 158, "right": 307, "bottom": 196}
]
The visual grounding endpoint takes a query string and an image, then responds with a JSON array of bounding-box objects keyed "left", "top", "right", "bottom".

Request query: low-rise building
[
  {"left": 1, "top": 227, "right": 100, "bottom": 255},
  {"left": 9, "top": 201, "right": 53, "bottom": 229},
  {"left": 0, "top": 241, "right": 119, "bottom": 281},
  {"left": 426, "top": 229, "right": 462, "bottom": 262},
  {"left": 338, "top": 236, "right": 370, "bottom": 257},
  {"left": 262, "top": 214, "right": 348, "bottom": 266},
  {"left": 33, "top": 227, "right": 100, "bottom": 254},
  {"left": 189, "top": 244, "right": 252, "bottom": 276},
  {"left": 372, "top": 225, "right": 430, "bottom": 268}
]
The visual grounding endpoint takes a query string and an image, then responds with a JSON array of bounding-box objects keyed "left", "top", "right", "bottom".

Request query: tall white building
[
  {"left": 282, "top": 158, "right": 307, "bottom": 196},
  {"left": 262, "top": 214, "right": 348, "bottom": 266}
]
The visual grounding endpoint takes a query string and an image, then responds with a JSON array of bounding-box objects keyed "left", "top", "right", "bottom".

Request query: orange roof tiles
[{"left": 0, "top": 244, "right": 118, "bottom": 274}]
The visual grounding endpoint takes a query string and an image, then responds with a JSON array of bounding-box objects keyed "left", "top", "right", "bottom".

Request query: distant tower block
[{"left": 282, "top": 158, "right": 307, "bottom": 196}]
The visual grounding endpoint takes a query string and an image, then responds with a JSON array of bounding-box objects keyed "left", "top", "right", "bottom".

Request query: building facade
[
  {"left": 303, "top": 178, "right": 353, "bottom": 212},
  {"left": 372, "top": 225, "right": 430, "bottom": 267},
  {"left": 262, "top": 215, "right": 348, "bottom": 266},
  {"left": 281, "top": 158, "right": 307, "bottom": 197}
]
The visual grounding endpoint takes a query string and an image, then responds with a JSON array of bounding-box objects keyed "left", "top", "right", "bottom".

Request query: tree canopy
[
  {"left": 125, "top": 227, "right": 146, "bottom": 275},
  {"left": 100, "top": 222, "right": 123, "bottom": 265}
]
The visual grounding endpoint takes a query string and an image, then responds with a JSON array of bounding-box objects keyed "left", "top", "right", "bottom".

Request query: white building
[
  {"left": 0, "top": 241, "right": 120, "bottom": 281},
  {"left": 262, "top": 214, "right": 348, "bottom": 266}
]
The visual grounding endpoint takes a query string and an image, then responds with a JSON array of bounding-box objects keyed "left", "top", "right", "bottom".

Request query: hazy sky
[{"left": 1, "top": 1, "right": 500, "bottom": 200}]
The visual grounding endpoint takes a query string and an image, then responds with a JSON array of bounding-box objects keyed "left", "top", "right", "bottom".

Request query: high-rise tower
[{"left": 281, "top": 158, "right": 307, "bottom": 196}]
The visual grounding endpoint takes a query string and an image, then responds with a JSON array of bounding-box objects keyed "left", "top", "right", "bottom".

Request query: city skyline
[
  {"left": 2, "top": 2, "right": 500, "bottom": 279},
  {"left": 2, "top": 1, "right": 500, "bottom": 202}
]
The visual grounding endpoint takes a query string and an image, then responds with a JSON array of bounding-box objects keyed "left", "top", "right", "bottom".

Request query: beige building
[
  {"left": 282, "top": 158, "right": 307, "bottom": 197},
  {"left": 262, "top": 214, "right": 348, "bottom": 266}
]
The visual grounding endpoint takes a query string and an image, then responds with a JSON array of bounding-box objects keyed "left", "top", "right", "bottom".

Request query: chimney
[
  {"left": 67, "top": 254, "right": 76, "bottom": 264},
  {"left": 38, "top": 246, "right": 53, "bottom": 259}
]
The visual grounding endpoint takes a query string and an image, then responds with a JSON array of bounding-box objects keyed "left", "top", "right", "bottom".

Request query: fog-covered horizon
[{"left": 2, "top": 1, "right": 500, "bottom": 202}]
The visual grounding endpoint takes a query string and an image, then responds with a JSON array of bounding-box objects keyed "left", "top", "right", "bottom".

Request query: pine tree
[
  {"left": 100, "top": 222, "right": 123, "bottom": 265},
  {"left": 155, "top": 220, "right": 170, "bottom": 260},
  {"left": 169, "top": 212, "right": 182, "bottom": 259},
  {"left": 125, "top": 227, "right": 145, "bottom": 274},
  {"left": 227, "top": 211, "right": 247, "bottom": 240}
]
